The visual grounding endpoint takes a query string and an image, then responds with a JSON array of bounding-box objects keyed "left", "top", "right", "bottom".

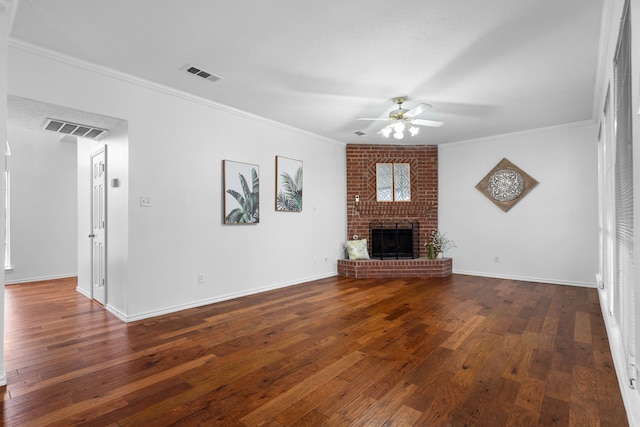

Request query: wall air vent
[
  {"left": 42, "top": 119, "right": 108, "bottom": 140},
  {"left": 183, "top": 64, "right": 223, "bottom": 83}
]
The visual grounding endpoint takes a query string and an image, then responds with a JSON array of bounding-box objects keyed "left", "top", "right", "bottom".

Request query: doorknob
[{"left": 88, "top": 234, "right": 95, "bottom": 238}]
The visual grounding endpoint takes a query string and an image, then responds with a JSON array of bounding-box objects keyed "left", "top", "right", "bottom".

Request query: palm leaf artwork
[
  {"left": 225, "top": 165, "right": 259, "bottom": 224},
  {"left": 276, "top": 162, "right": 303, "bottom": 212}
]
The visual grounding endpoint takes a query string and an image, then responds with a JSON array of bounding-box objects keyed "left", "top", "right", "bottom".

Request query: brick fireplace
[{"left": 338, "top": 144, "right": 452, "bottom": 278}]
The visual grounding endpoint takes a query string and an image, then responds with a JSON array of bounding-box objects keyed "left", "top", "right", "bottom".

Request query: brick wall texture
[{"left": 346, "top": 144, "right": 438, "bottom": 259}]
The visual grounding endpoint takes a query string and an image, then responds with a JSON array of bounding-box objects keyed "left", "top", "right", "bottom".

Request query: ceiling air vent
[
  {"left": 183, "top": 64, "right": 223, "bottom": 83},
  {"left": 42, "top": 119, "right": 108, "bottom": 140}
]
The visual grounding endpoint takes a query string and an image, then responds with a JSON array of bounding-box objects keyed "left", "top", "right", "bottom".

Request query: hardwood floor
[{"left": 1, "top": 275, "right": 628, "bottom": 426}]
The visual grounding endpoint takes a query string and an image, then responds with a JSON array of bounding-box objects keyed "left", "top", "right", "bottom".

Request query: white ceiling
[
  {"left": 7, "top": 95, "right": 126, "bottom": 135},
  {"left": 8, "top": 0, "right": 605, "bottom": 145}
]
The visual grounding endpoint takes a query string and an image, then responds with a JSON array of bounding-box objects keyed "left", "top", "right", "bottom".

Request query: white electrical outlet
[
  {"left": 355, "top": 195, "right": 360, "bottom": 202},
  {"left": 197, "top": 274, "right": 205, "bottom": 284}
]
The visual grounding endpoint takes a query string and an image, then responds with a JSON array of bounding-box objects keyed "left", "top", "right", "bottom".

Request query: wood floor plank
[
  {"left": 386, "top": 404, "right": 423, "bottom": 426},
  {"left": 450, "top": 332, "right": 503, "bottom": 389},
  {"left": 539, "top": 395, "right": 571, "bottom": 426},
  {"left": 349, "top": 380, "right": 418, "bottom": 427},
  {"left": 240, "top": 351, "right": 365, "bottom": 426},
  {"left": 273, "top": 377, "right": 350, "bottom": 425},
  {"left": 413, "top": 370, "right": 466, "bottom": 425},
  {"left": 574, "top": 310, "right": 594, "bottom": 344},
  {"left": 28, "top": 354, "right": 215, "bottom": 426},
  {"left": 527, "top": 348, "right": 553, "bottom": 381},
  {"left": 324, "top": 392, "right": 378, "bottom": 426},
  {"left": 546, "top": 369, "right": 573, "bottom": 403},
  {"left": 507, "top": 404, "right": 540, "bottom": 427},
  {"left": 514, "top": 377, "right": 546, "bottom": 413},
  {"left": 1, "top": 275, "right": 629, "bottom": 426},
  {"left": 316, "top": 356, "right": 399, "bottom": 417},
  {"left": 440, "top": 314, "right": 486, "bottom": 350}
]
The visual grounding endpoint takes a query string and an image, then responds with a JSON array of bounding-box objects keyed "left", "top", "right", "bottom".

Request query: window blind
[{"left": 613, "top": 0, "right": 636, "bottom": 388}]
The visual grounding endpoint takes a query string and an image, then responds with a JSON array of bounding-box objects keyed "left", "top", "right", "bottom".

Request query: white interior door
[{"left": 90, "top": 147, "right": 106, "bottom": 305}]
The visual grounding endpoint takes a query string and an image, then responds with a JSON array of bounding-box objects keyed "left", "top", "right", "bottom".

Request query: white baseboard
[
  {"left": 75, "top": 286, "right": 91, "bottom": 298},
  {"left": 111, "top": 272, "right": 338, "bottom": 323},
  {"left": 4, "top": 273, "right": 78, "bottom": 285},
  {"left": 105, "top": 304, "right": 128, "bottom": 322},
  {"left": 453, "top": 269, "right": 597, "bottom": 288}
]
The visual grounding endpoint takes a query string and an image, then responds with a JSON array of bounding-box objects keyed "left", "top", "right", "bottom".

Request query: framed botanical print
[
  {"left": 223, "top": 160, "right": 260, "bottom": 224},
  {"left": 275, "top": 156, "right": 303, "bottom": 212}
]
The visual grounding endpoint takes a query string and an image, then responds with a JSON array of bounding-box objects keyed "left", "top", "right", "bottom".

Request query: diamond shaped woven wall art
[{"left": 475, "top": 158, "right": 538, "bottom": 212}]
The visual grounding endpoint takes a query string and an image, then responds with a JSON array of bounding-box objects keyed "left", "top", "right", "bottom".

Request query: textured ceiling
[
  {"left": 9, "top": 0, "right": 604, "bottom": 145},
  {"left": 7, "top": 95, "right": 126, "bottom": 137}
]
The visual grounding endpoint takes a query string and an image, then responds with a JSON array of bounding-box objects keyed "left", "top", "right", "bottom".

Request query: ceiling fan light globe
[
  {"left": 381, "top": 127, "right": 392, "bottom": 137},
  {"left": 393, "top": 122, "right": 405, "bottom": 132},
  {"left": 409, "top": 126, "right": 419, "bottom": 136},
  {"left": 393, "top": 131, "right": 404, "bottom": 140}
]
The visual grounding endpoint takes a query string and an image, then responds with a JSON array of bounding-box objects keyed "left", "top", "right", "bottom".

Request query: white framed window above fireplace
[{"left": 376, "top": 163, "right": 410, "bottom": 202}]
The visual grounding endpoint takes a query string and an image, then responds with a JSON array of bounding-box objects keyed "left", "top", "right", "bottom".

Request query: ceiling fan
[{"left": 355, "top": 97, "right": 444, "bottom": 140}]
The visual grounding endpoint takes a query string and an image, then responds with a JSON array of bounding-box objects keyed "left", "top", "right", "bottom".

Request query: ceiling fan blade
[
  {"left": 412, "top": 118, "right": 444, "bottom": 127},
  {"left": 404, "top": 103, "right": 432, "bottom": 118},
  {"left": 354, "top": 117, "right": 390, "bottom": 121}
]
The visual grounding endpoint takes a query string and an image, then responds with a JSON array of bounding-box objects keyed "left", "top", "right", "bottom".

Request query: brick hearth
[{"left": 337, "top": 257, "right": 452, "bottom": 279}]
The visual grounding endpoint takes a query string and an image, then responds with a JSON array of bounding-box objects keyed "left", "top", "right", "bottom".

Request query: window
[
  {"left": 5, "top": 140, "right": 10, "bottom": 270},
  {"left": 376, "top": 163, "right": 410, "bottom": 202},
  {"left": 610, "top": 0, "right": 636, "bottom": 389}
]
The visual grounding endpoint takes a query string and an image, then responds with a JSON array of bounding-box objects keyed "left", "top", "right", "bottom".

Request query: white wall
[
  {"left": 439, "top": 123, "right": 599, "bottom": 287},
  {"left": 8, "top": 41, "right": 346, "bottom": 321},
  {"left": 101, "top": 122, "right": 130, "bottom": 312},
  {"left": 5, "top": 125, "right": 77, "bottom": 283},
  {"left": 122, "top": 90, "right": 346, "bottom": 320}
]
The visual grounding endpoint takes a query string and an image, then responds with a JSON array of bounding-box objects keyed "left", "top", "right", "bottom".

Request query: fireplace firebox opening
[{"left": 370, "top": 220, "right": 419, "bottom": 259}]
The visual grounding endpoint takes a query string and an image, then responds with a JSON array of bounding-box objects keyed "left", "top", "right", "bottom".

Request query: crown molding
[
  {"left": 440, "top": 120, "right": 597, "bottom": 148},
  {"left": 8, "top": 38, "right": 346, "bottom": 148}
]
